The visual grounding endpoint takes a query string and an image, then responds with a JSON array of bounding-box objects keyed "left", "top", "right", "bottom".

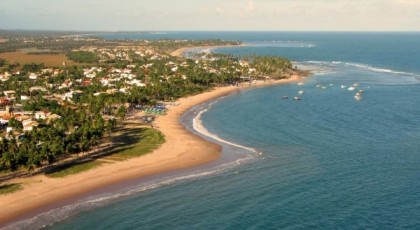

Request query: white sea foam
[
  {"left": 304, "top": 60, "right": 420, "bottom": 79},
  {"left": 251, "top": 40, "right": 316, "bottom": 48},
  {"left": 192, "top": 100, "right": 257, "bottom": 154},
  {"left": 4, "top": 162, "right": 242, "bottom": 230},
  {"left": 344, "top": 62, "right": 420, "bottom": 78}
]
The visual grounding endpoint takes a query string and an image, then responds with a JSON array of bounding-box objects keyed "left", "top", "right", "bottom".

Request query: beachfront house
[
  {"left": 0, "top": 115, "right": 10, "bottom": 125},
  {"left": 29, "top": 73, "right": 38, "bottom": 80},
  {"left": 22, "top": 120, "right": 39, "bottom": 132},
  {"left": 0, "top": 73, "right": 10, "bottom": 81},
  {"left": 3, "top": 90, "right": 16, "bottom": 101},
  {"left": 0, "top": 98, "right": 11, "bottom": 106},
  {"left": 35, "top": 111, "right": 50, "bottom": 120}
]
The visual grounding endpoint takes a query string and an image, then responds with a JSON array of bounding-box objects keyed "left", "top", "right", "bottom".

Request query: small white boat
[
  {"left": 354, "top": 95, "right": 362, "bottom": 100},
  {"left": 298, "top": 82, "right": 304, "bottom": 86},
  {"left": 281, "top": 96, "right": 289, "bottom": 99},
  {"left": 341, "top": 85, "right": 346, "bottom": 89},
  {"left": 293, "top": 96, "right": 301, "bottom": 101},
  {"left": 353, "top": 83, "right": 359, "bottom": 87},
  {"left": 321, "top": 86, "right": 327, "bottom": 90},
  {"left": 316, "top": 84, "right": 322, "bottom": 88},
  {"left": 354, "top": 90, "right": 363, "bottom": 100},
  {"left": 298, "top": 90, "right": 304, "bottom": 95},
  {"left": 348, "top": 86, "right": 355, "bottom": 91}
]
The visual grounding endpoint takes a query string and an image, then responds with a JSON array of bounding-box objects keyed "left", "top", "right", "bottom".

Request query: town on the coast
[{"left": 0, "top": 31, "right": 299, "bottom": 191}]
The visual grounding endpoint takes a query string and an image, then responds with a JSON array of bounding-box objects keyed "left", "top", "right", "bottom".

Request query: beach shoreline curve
[{"left": 0, "top": 69, "right": 303, "bottom": 228}]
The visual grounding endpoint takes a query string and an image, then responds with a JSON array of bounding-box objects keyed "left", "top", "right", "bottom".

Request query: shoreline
[
  {"left": 170, "top": 44, "right": 246, "bottom": 57},
  {"left": 0, "top": 75, "right": 303, "bottom": 227}
]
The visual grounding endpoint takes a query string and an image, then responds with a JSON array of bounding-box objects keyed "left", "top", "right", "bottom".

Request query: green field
[{"left": 45, "top": 127, "right": 164, "bottom": 178}]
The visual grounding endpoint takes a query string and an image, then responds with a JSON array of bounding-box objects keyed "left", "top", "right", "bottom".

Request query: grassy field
[
  {"left": 45, "top": 161, "right": 103, "bottom": 178},
  {"left": 0, "top": 51, "right": 79, "bottom": 67},
  {"left": 45, "top": 126, "right": 165, "bottom": 178},
  {"left": 109, "top": 127, "right": 165, "bottom": 160},
  {"left": 0, "top": 183, "right": 22, "bottom": 195}
]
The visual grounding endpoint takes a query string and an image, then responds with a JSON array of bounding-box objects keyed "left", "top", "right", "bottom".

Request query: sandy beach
[{"left": 0, "top": 74, "right": 302, "bottom": 227}]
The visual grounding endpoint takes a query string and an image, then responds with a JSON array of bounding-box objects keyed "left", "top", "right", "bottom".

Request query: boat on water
[
  {"left": 298, "top": 82, "right": 304, "bottom": 86},
  {"left": 354, "top": 94, "right": 363, "bottom": 100},
  {"left": 298, "top": 90, "right": 304, "bottom": 95},
  {"left": 293, "top": 96, "right": 301, "bottom": 101},
  {"left": 281, "top": 96, "right": 289, "bottom": 99},
  {"left": 354, "top": 90, "right": 364, "bottom": 100},
  {"left": 321, "top": 86, "right": 327, "bottom": 90},
  {"left": 348, "top": 86, "right": 355, "bottom": 91},
  {"left": 341, "top": 85, "right": 346, "bottom": 89}
]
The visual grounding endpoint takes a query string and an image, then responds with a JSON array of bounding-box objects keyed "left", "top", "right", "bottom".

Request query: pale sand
[{"left": 0, "top": 75, "right": 302, "bottom": 227}]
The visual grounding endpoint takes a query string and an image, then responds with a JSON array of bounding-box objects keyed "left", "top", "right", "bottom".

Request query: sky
[{"left": 0, "top": 0, "right": 419, "bottom": 31}]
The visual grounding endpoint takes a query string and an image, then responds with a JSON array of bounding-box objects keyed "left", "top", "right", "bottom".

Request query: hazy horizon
[
  {"left": 1, "top": 0, "right": 419, "bottom": 32},
  {"left": 1, "top": 29, "right": 420, "bottom": 33}
]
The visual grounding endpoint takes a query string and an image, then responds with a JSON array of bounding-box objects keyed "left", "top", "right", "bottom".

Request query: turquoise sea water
[{"left": 8, "top": 32, "right": 420, "bottom": 229}]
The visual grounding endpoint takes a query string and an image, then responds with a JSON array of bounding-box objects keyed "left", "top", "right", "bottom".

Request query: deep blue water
[{"left": 18, "top": 32, "right": 420, "bottom": 229}]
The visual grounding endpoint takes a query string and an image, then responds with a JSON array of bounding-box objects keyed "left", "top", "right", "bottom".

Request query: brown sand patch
[{"left": 0, "top": 52, "right": 79, "bottom": 67}]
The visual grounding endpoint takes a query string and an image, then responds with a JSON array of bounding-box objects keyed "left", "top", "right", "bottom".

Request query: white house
[
  {"left": 29, "top": 73, "right": 38, "bottom": 80},
  {"left": 3, "top": 90, "right": 16, "bottom": 100},
  {"left": 20, "top": 95, "right": 30, "bottom": 101},
  {"left": 35, "top": 111, "right": 50, "bottom": 120},
  {"left": 23, "top": 120, "right": 39, "bottom": 132}
]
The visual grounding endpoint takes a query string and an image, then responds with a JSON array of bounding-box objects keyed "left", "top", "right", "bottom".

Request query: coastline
[
  {"left": 0, "top": 75, "right": 303, "bottom": 227},
  {"left": 170, "top": 44, "right": 246, "bottom": 57}
]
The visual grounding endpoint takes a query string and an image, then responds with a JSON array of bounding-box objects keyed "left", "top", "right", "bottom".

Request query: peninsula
[{"left": 0, "top": 31, "right": 305, "bottom": 227}]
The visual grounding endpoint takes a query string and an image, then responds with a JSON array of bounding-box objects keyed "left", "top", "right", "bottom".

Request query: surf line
[{"left": 192, "top": 99, "right": 258, "bottom": 154}]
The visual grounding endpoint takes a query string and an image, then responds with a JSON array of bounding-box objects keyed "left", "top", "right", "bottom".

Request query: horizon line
[{"left": 1, "top": 29, "right": 420, "bottom": 33}]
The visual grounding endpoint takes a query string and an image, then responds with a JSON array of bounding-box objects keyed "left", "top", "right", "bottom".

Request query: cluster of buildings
[
  {"left": 0, "top": 105, "right": 61, "bottom": 139},
  {"left": 0, "top": 46, "right": 262, "bottom": 139}
]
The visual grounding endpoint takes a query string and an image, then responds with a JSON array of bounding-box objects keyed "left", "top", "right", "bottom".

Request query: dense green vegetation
[
  {"left": 43, "top": 127, "right": 163, "bottom": 177},
  {"left": 0, "top": 112, "right": 107, "bottom": 171},
  {"left": 21, "top": 63, "right": 45, "bottom": 73},
  {"left": 0, "top": 58, "right": 6, "bottom": 67},
  {"left": 67, "top": 51, "right": 99, "bottom": 63},
  {"left": 251, "top": 56, "right": 293, "bottom": 77}
]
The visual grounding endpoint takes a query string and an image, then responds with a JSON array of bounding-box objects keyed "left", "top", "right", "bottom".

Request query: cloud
[
  {"left": 245, "top": 0, "right": 255, "bottom": 12},
  {"left": 395, "top": 0, "right": 420, "bottom": 5}
]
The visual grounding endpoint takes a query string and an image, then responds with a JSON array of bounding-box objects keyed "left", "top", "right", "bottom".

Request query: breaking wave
[{"left": 304, "top": 61, "right": 420, "bottom": 80}]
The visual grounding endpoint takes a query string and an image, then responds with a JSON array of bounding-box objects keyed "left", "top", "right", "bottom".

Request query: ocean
[{"left": 9, "top": 32, "right": 420, "bottom": 229}]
